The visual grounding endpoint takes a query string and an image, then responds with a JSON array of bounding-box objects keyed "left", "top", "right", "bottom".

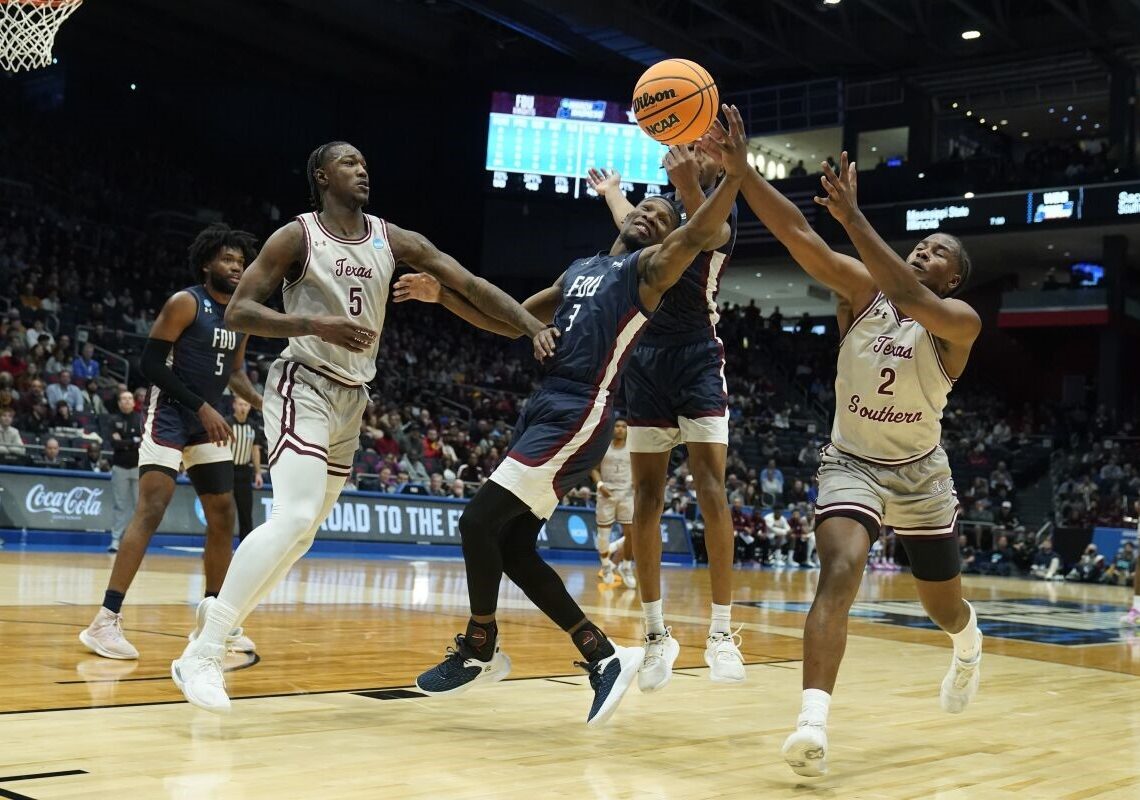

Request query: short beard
[
  {"left": 618, "top": 231, "right": 646, "bottom": 251},
  {"left": 206, "top": 271, "right": 235, "bottom": 296}
]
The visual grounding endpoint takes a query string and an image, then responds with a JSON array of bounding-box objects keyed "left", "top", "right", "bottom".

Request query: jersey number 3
[{"left": 877, "top": 367, "right": 896, "bottom": 396}]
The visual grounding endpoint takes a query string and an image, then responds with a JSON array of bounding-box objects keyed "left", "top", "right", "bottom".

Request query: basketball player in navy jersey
[
  {"left": 588, "top": 140, "right": 744, "bottom": 688},
  {"left": 731, "top": 119, "right": 983, "bottom": 776},
  {"left": 395, "top": 106, "right": 749, "bottom": 725},
  {"left": 172, "top": 142, "right": 555, "bottom": 713},
  {"left": 80, "top": 224, "right": 262, "bottom": 660}
]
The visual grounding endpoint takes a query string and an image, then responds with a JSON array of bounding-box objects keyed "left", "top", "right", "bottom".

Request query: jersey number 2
[
  {"left": 349, "top": 287, "right": 362, "bottom": 316},
  {"left": 877, "top": 367, "right": 896, "bottom": 396}
]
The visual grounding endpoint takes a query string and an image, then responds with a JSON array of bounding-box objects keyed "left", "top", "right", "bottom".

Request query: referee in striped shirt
[{"left": 229, "top": 396, "right": 266, "bottom": 541}]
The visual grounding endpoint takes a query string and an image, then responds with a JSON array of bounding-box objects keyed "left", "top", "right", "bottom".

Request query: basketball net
[{"left": 0, "top": 0, "right": 83, "bottom": 73}]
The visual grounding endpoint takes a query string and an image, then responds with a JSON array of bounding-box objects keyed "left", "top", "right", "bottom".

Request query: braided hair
[{"left": 306, "top": 141, "right": 352, "bottom": 211}]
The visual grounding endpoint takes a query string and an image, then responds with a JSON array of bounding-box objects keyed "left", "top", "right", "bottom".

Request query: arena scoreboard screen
[{"left": 485, "top": 91, "right": 669, "bottom": 198}]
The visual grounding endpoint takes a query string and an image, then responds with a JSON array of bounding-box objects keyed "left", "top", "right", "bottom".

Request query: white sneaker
[
  {"left": 638, "top": 628, "right": 680, "bottom": 692},
  {"left": 600, "top": 565, "right": 615, "bottom": 585},
  {"left": 782, "top": 722, "right": 828, "bottom": 777},
  {"left": 172, "top": 642, "right": 231, "bottom": 714},
  {"left": 705, "top": 629, "right": 745, "bottom": 683},
  {"left": 79, "top": 607, "right": 139, "bottom": 660},
  {"left": 618, "top": 561, "right": 637, "bottom": 589},
  {"left": 189, "top": 597, "right": 256, "bottom": 653},
  {"left": 940, "top": 632, "right": 982, "bottom": 714},
  {"left": 582, "top": 644, "right": 642, "bottom": 726}
]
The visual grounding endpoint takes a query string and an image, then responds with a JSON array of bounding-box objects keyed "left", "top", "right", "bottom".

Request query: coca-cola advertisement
[{"left": 24, "top": 483, "right": 105, "bottom": 521}]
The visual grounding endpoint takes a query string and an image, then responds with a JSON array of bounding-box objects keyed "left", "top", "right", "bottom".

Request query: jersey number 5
[
  {"left": 349, "top": 287, "right": 362, "bottom": 316},
  {"left": 877, "top": 367, "right": 896, "bottom": 396}
]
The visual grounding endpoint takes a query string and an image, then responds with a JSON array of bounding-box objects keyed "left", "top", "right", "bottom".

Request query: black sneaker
[
  {"left": 578, "top": 644, "right": 641, "bottom": 726},
  {"left": 416, "top": 634, "right": 511, "bottom": 696}
]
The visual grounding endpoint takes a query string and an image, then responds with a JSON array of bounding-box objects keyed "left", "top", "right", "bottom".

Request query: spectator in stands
[
  {"left": 785, "top": 478, "right": 808, "bottom": 506},
  {"left": 760, "top": 459, "right": 785, "bottom": 504},
  {"left": 1099, "top": 456, "right": 1124, "bottom": 483},
  {"left": 422, "top": 427, "right": 443, "bottom": 474},
  {"left": 990, "top": 461, "right": 1014, "bottom": 492},
  {"left": 43, "top": 342, "right": 70, "bottom": 378},
  {"left": 991, "top": 418, "right": 1012, "bottom": 446},
  {"left": 46, "top": 368, "right": 84, "bottom": 413},
  {"left": 731, "top": 497, "right": 759, "bottom": 563},
  {"left": 977, "top": 534, "right": 1015, "bottom": 577},
  {"left": 0, "top": 342, "right": 28, "bottom": 378},
  {"left": 132, "top": 386, "right": 147, "bottom": 412},
  {"left": 764, "top": 504, "right": 791, "bottom": 566},
  {"left": 24, "top": 319, "right": 53, "bottom": 350},
  {"left": 958, "top": 534, "right": 976, "bottom": 573},
  {"left": 450, "top": 479, "right": 466, "bottom": 499},
  {"left": 77, "top": 440, "right": 109, "bottom": 472},
  {"left": 1104, "top": 542, "right": 1136, "bottom": 586},
  {"left": 761, "top": 433, "right": 782, "bottom": 462},
  {"left": 50, "top": 400, "right": 77, "bottom": 429},
  {"left": 1030, "top": 537, "right": 1062, "bottom": 580},
  {"left": 0, "top": 408, "right": 25, "bottom": 459},
  {"left": 399, "top": 443, "right": 431, "bottom": 485},
  {"left": 81, "top": 377, "right": 107, "bottom": 416},
  {"left": 788, "top": 508, "right": 816, "bottom": 566},
  {"left": 72, "top": 342, "right": 100, "bottom": 382},
  {"left": 377, "top": 466, "right": 396, "bottom": 493},
  {"left": 427, "top": 472, "right": 447, "bottom": 497},
  {"left": 16, "top": 400, "right": 50, "bottom": 437},
  {"left": 790, "top": 160, "right": 807, "bottom": 177},
  {"left": 36, "top": 436, "right": 70, "bottom": 469},
  {"left": 798, "top": 440, "right": 821, "bottom": 469},
  {"left": 457, "top": 452, "right": 485, "bottom": 486},
  {"left": 768, "top": 305, "right": 784, "bottom": 331},
  {"left": 1066, "top": 544, "right": 1106, "bottom": 583}
]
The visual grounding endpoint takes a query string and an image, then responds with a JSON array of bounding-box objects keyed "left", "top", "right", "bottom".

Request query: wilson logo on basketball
[
  {"left": 643, "top": 113, "right": 681, "bottom": 135},
  {"left": 633, "top": 88, "right": 677, "bottom": 113}
]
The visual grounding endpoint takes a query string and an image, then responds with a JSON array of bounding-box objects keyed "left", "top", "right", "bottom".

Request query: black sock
[
  {"left": 571, "top": 621, "right": 615, "bottom": 662},
  {"left": 204, "top": 591, "right": 219, "bottom": 599},
  {"left": 464, "top": 619, "right": 498, "bottom": 661},
  {"left": 103, "top": 589, "right": 125, "bottom": 615}
]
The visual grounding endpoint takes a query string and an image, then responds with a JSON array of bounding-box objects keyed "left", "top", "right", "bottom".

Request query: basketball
[{"left": 632, "top": 58, "right": 718, "bottom": 144}]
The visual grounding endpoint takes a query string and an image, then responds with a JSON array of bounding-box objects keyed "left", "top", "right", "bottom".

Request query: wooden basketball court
[{"left": 1, "top": 548, "right": 1137, "bottom": 799}]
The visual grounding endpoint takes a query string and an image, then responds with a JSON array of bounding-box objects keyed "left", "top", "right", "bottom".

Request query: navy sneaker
[
  {"left": 579, "top": 644, "right": 642, "bottom": 726},
  {"left": 416, "top": 634, "right": 511, "bottom": 696}
]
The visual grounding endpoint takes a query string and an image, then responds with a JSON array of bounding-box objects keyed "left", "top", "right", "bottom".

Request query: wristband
[{"left": 597, "top": 481, "right": 606, "bottom": 490}]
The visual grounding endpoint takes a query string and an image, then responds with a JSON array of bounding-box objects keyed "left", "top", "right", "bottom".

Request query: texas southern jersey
[
  {"left": 280, "top": 212, "right": 395, "bottom": 386},
  {"left": 831, "top": 292, "right": 955, "bottom": 464},
  {"left": 162, "top": 284, "right": 242, "bottom": 410},
  {"left": 639, "top": 184, "right": 738, "bottom": 344},
  {"left": 543, "top": 250, "right": 654, "bottom": 394}
]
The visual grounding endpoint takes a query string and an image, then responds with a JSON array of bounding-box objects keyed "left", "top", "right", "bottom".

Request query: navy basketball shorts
[
  {"left": 139, "top": 397, "right": 232, "bottom": 474},
  {"left": 624, "top": 336, "right": 729, "bottom": 452},
  {"left": 490, "top": 378, "right": 616, "bottom": 520}
]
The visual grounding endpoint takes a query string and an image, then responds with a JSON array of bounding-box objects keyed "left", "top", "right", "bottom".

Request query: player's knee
[
  {"left": 632, "top": 477, "right": 664, "bottom": 515},
  {"left": 269, "top": 495, "right": 325, "bottom": 539}
]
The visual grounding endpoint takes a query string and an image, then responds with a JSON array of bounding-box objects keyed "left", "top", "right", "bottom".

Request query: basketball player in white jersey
[
  {"left": 171, "top": 141, "right": 556, "bottom": 713},
  {"left": 729, "top": 116, "right": 983, "bottom": 776},
  {"left": 590, "top": 419, "right": 636, "bottom": 589}
]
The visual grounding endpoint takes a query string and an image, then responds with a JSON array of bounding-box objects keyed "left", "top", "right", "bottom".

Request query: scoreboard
[{"left": 485, "top": 91, "right": 669, "bottom": 199}]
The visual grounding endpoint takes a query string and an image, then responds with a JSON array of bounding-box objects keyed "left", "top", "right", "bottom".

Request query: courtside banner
[{"left": 0, "top": 467, "right": 691, "bottom": 554}]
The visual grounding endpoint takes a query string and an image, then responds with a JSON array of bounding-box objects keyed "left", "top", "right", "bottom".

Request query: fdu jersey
[
  {"left": 163, "top": 284, "right": 242, "bottom": 411},
  {"left": 640, "top": 185, "right": 737, "bottom": 345},
  {"left": 544, "top": 250, "right": 653, "bottom": 397}
]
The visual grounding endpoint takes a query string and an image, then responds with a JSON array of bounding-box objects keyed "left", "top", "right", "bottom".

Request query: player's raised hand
[
  {"left": 813, "top": 150, "right": 859, "bottom": 224},
  {"left": 532, "top": 325, "right": 560, "bottom": 362},
  {"left": 586, "top": 168, "right": 622, "bottom": 197},
  {"left": 393, "top": 272, "right": 441, "bottom": 304},
  {"left": 699, "top": 104, "right": 748, "bottom": 178},
  {"left": 663, "top": 144, "right": 701, "bottom": 189},
  {"left": 197, "top": 403, "right": 234, "bottom": 447},
  {"left": 310, "top": 316, "right": 376, "bottom": 353}
]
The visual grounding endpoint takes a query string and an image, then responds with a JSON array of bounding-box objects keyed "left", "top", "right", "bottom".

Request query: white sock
[
  {"left": 600, "top": 556, "right": 614, "bottom": 568},
  {"left": 642, "top": 599, "right": 666, "bottom": 636},
  {"left": 710, "top": 602, "right": 732, "bottom": 635},
  {"left": 1132, "top": 595, "right": 1140, "bottom": 612},
  {"left": 948, "top": 600, "right": 980, "bottom": 661},
  {"left": 799, "top": 688, "right": 831, "bottom": 727},
  {"left": 198, "top": 599, "right": 239, "bottom": 650}
]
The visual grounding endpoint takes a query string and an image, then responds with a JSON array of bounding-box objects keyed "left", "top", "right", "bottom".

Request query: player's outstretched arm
[
  {"left": 224, "top": 222, "right": 376, "bottom": 352},
  {"left": 815, "top": 153, "right": 981, "bottom": 347},
  {"left": 141, "top": 291, "right": 232, "bottom": 445},
  {"left": 586, "top": 169, "right": 636, "bottom": 229},
  {"left": 386, "top": 225, "right": 556, "bottom": 359},
  {"left": 636, "top": 105, "right": 745, "bottom": 310}
]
